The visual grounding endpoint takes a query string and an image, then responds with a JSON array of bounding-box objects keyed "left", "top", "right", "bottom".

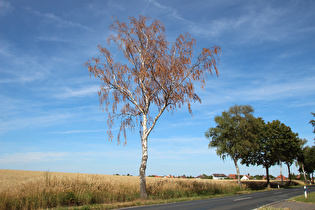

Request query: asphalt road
[{"left": 119, "top": 185, "right": 315, "bottom": 210}]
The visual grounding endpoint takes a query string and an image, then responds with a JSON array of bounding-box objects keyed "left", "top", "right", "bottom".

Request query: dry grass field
[
  {"left": 1, "top": 169, "right": 140, "bottom": 209},
  {"left": 0, "top": 169, "right": 296, "bottom": 209}
]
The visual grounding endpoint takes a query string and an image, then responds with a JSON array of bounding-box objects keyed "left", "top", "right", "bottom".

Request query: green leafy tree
[
  {"left": 243, "top": 119, "right": 303, "bottom": 186},
  {"left": 290, "top": 173, "right": 297, "bottom": 180},
  {"left": 301, "top": 146, "right": 315, "bottom": 183},
  {"left": 275, "top": 123, "right": 301, "bottom": 184},
  {"left": 253, "top": 175, "right": 264, "bottom": 180},
  {"left": 205, "top": 105, "right": 257, "bottom": 189},
  {"left": 242, "top": 119, "right": 283, "bottom": 188},
  {"left": 295, "top": 138, "right": 308, "bottom": 181}
]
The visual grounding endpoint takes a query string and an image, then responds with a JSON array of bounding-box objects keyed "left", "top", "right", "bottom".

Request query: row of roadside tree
[{"left": 205, "top": 105, "right": 315, "bottom": 189}]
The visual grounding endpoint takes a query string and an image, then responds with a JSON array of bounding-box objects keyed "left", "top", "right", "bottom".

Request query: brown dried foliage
[{"left": 85, "top": 15, "right": 220, "bottom": 145}]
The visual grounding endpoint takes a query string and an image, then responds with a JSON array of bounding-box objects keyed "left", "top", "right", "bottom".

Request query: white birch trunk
[{"left": 139, "top": 114, "right": 148, "bottom": 199}]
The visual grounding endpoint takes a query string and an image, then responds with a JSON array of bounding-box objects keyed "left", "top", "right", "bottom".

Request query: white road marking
[{"left": 233, "top": 197, "right": 252, "bottom": 201}]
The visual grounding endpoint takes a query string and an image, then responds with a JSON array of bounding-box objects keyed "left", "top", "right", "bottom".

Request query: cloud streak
[
  {"left": 0, "top": 47, "right": 51, "bottom": 84},
  {"left": 0, "top": 152, "right": 68, "bottom": 163},
  {"left": 150, "top": 1, "right": 312, "bottom": 44},
  {"left": 0, "top": 0, "right": 12, "bottom": 17},
  {"left": 54, "top": 85, "right": 100, "bottom": 99},
  {"left": 198, "top": 71, "right": 315, "bottom": 107},
  {"left": 53, "top": 129, "right": 104, "bottom": 134},
  {"left": 0, "top": 112, "right": 72, "bottom": 134},
  {"left": 26, "top": 7, "right": 91, "bottom": 31},
  {"left": 236, "top": 77, "right": 315, "bottom": 101}
]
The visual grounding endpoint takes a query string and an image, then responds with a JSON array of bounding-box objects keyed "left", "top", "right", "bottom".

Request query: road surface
[{"left": 119, "top": 185, "right": 315, "bottom": 210}]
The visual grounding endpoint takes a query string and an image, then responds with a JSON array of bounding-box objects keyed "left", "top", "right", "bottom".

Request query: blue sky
[{"left": 0, "top": 0, "right": 314, "bottom": 178}]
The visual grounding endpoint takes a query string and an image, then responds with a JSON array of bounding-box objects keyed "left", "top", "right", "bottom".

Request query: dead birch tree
[{"left": 85, "top": 15, "right": 220, "bottom": 199}]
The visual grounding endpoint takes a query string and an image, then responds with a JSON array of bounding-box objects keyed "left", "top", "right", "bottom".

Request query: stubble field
[{"left": 0, "top": 169, "right": 289, "bottom": 209}]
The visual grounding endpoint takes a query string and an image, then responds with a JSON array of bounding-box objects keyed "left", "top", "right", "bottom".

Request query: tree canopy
[
  {"left": 85, "top": 15, "right": 221, "bottom": 198},
  {"left": 205, "top": 104, "right": 257, "bottom": 188},
  {"left": 299, "top": 146, "right": 315, "bottom": 183},
  {"left": 241, "top": 119, "right": 301, "bottom": 187},
  {"left": 241, "top": 119, "right": 277, "bottom": 187},
  {"left": 206, "top": 104, "right": 307, "bottom": 188},
  {"left": 274, "top": 122, "right": 301, "bottom": 183}
]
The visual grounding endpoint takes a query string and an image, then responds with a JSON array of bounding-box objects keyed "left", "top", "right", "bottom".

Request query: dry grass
[
  {"left": 0, "top": 169, "right": 140, "bottom": 209},
  {"left": 0, "top": 169, "right": 282, "bottom": 209}
]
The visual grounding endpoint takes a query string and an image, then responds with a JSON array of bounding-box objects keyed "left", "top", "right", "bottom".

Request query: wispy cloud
[
  {"left": 0, "top": 152, "right": 68, "bottom": 163},
  {"left": 0, "top": 90, "right": 104, "bottom": 134},
  {"left": 198, "top": 70, "right": 315, "bottom": 107},
  {"left": 25, "top": 7, "right": 91, "bottom": 31},
  {"left": 0, "top": 68, "right": 48, "bottom": 84},
  {"left": 149, "top": 1, "right": 233, "bottom": 39},
  {"left": 0, "top": 40, "right": 13, "bottom": 57},
  {"left": 0, "top": 112, "right": 72, "bottom": 134},
  {"left": 149, "top": 137, "right": 214, "bottom": 159},
  {"left": 151, "top": 0, "right": 186, "bottom": 22},
  {"left": 150, "top": 1, "right": 310, "bottom": 44},
  {"left": 0, "top": 49, "right": 51, "bottom": 84},
  {"left": 36, "top": 36, "right": 70, "bottom": 43},
  {"left": 224, "top": 76, "right": 315, "bottom": 102},
  {"left": 298, "top": 26, "right": 315, "bottom": 33},
  {"left": 151, "top": 136, "right": 205, "bottom": 144},
  {"left": 53, "top": 129, "right": 104, "bottom": 134},
  {"left": 0, "top": 0, "right": 12, "bottom": 17},
  {"left": 141, "top": 0, "right": 152, "bottom": 15},
  {"left": 54, "top": 85, "right": 99, "bottom": 98}
]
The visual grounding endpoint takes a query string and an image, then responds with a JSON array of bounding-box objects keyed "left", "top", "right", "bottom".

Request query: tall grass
[
  {"left": 0, "top": 169, "right": 245, "bottom": 209},
  {"left": 147, "top": 179, "right": 241, "bottom": 199}
]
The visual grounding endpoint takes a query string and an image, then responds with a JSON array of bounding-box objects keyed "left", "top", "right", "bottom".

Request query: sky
[{"left": 0, "top": 0, "right": 314, "bottom": 178}]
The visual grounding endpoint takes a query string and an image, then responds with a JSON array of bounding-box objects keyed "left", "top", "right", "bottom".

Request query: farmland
[{"left": 0, "top": 169, "right": 296, "bottom": 209}]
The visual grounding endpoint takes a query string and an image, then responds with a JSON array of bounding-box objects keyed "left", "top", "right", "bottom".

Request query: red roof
[
  {"left": 227, "top": 174, "right": 237, "bottom": 179},
  {"left": 213, "top": 174, "right": 227, "bottom": 177},
  {"left": 276, "top": 175, "right": 287, "bottom": 180}
]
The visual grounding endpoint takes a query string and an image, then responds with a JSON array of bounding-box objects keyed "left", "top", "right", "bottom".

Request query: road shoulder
[{"left": 263, "top": 200, "right": 315, "bottom": 210}]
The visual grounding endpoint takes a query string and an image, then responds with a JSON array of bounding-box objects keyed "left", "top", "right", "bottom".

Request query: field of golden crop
[{"left": 0, "top": 169, "right": 285, "bottom": 209}]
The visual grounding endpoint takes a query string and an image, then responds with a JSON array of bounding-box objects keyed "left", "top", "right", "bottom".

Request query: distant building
[
  {"left": 227, "top": 174, "right": 237, "bottom": 179},
  {"left": 213, "top": 174, "right": 227, "bottom": 180},
  {"left": 196, "top": 175, "right": 206, "bottom": 179},
  {"left": 241, "top": 175, "right": 250, "bottom": 180},
  {"left": 276, "top": 175, "right": 287, "bottom": 181}
]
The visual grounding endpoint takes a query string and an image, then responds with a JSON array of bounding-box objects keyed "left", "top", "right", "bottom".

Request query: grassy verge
[
  {"left": 53, "top": 195, "right": 240, "bottom": 210},
  {"left": 289, "top": 191, "right": 315, "bottom": 204},
  {"left": 259, "top": 191, "right": 314, "bottom": 210}
]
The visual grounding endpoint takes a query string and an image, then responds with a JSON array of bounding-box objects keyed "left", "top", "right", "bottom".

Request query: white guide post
[{"left": 304, "top": 186, "right": 307, "bottom": 198}]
